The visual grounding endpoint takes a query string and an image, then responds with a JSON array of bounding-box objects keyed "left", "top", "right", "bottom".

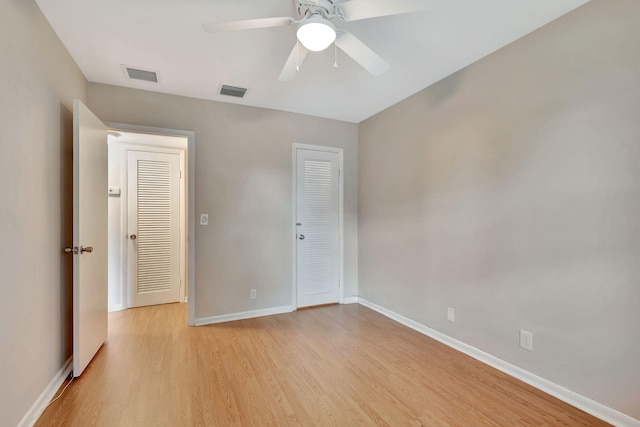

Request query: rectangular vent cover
[
  {"left": 220, "top": 85, "right": 247, "bottom": 98},
  {"left": 125, "top": 67, "right": 158, "bottom": 83}
]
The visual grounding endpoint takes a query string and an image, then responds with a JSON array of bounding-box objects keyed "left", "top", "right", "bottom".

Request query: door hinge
[{"left": 179, "top": 170, "right": 183, "bottom": 179}]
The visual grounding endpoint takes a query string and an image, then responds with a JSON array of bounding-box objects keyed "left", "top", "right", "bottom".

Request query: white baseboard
[
  {"left": 194, "top": 305, "right": 295, "bottom": 326},
  {"left": 341, "top": 296, "right": 359, "bottom": 304},
  {"left": 18, "top": 357, "right": 73, "bottom": 427},
  {"left": 357, "top": 297, "right": 640, "bottom": 427},
  {"left": 108, "top": 303, "right": 123, "bottom": 312}
]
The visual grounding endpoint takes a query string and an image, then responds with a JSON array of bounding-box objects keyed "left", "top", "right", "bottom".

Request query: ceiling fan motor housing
[{"left": 297, "top": 0, "right": 336, "bottom": 19}]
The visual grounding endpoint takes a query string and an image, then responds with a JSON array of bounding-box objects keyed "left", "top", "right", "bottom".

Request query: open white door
[{"left": 72, "top": 99, "right": 108, "bottom": 377}]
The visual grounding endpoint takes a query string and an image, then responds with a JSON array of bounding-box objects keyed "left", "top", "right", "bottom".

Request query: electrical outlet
[
  {"left": 250, "top": 289, "right": 256, "bottom": 300},
  {"left": 200, "top": 213, "right": 209, "bottom": 225},
  {"left": 447, "top": 307, "right": 455, "bottom": 322},
  {"left": 520, "top": 329, "right": 533, "bottom": 351}
]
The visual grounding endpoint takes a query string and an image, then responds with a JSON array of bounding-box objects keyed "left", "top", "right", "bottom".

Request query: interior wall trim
[
  {"left": 195, "top": 305, "right": 296, "bottom": 326},
  {"left": 108, "top": 304, "right": 123, "bottom": 313},
  {"left": 196, "top": 297, "right": 360, "bottom": 325},
  {"left": 357, "top": 297, "right": 640, "bottom": 427},
  {"left": 19, "top": 357, "right": 73, "bottom": 427}
]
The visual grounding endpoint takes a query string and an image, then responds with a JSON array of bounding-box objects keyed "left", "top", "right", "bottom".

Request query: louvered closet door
[
  {"left": 296, "top": 148, "right": 340, "bottom": 308},
  {"left": 127, "top": 151, "right": 181, "bottom": 307}
]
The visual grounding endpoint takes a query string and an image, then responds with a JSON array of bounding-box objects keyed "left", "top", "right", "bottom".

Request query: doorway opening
[{"left": 106, "top": 125, "right": 195, "bottom": 324}]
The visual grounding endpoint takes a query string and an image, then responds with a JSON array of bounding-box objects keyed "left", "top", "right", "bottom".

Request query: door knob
[
  {"left": 130, "top": 234, "right": 137, "bottom": 240},
  {"left": 64, "top": 247, "right": 78, "bottom": 255},
  {"left": 298, "top": 234, "right": 305, "bottom": 240},
  {"left": 80, "top": 246, "right": 94, "bottom": 254}
]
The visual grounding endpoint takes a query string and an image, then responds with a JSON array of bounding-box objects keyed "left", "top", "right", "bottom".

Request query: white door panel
[
  {"left": 73, "top": 99, "right": 108, "bottom": 377},
  {"left": 295, "top": 148, "right": 341, "bottom": 307},
  {"left": 127, "top": 151, "right": 181, "bottom": 307}
]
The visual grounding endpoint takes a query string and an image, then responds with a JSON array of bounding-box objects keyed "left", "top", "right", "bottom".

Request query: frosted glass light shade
[{"left": 297, "top": 16, "right": 336, "bottom": 52}]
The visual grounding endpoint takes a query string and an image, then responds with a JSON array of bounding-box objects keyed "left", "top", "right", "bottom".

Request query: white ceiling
[{"left": 35, "top": 0, "right": 589, "bottom": 123}]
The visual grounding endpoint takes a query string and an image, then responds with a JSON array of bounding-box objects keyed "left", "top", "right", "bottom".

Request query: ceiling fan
[{"left": 202, "top": 0, "right": 429, "bottom": 81}]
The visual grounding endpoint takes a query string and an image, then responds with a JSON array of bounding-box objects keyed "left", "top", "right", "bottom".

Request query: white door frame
[
  {"left": 292, "top": 143, "right": 344, "bottom": 308},
  {"left": 106, "top": 122, "right": 196, "bottom": 326}
]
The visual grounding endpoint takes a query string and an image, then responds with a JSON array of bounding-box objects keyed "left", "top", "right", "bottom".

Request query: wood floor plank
[{"left": 35, "top": 303, "right": 608, "bottom": 426}]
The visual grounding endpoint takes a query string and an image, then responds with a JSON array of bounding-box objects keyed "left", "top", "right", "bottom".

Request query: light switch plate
[{"left": 200, "top": 214, "right": 209, "bottom": 225}]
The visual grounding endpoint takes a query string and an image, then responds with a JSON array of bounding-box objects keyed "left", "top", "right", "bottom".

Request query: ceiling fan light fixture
[{"left": 296, "top": 15, "right": 336, "bottom": 52}]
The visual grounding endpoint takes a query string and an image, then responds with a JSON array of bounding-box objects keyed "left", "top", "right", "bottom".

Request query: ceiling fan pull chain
[
  {"left": 296, "top": 42, "right": 300, "bottom": 72},
  {"left": 334, "top": 42, "right": 339, "bottom": 69}
]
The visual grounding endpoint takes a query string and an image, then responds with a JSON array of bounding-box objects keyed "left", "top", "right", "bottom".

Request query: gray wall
[
  {"left": 0, "top": 1, "right": 87, "bottom": 426},
  {"left": 358, "top": 0, "right": 640, "bottom": 419},
  {"left": 87, "top": 84, "right": 358, "bottom": 320}
]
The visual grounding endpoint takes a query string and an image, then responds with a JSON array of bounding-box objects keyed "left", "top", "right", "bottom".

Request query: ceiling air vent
[
  {"left": 123, "top": 66, "right": 158, "bottom": 83},
  {"left": 220, "top": 85, "right": 247, "bottom": 98}
]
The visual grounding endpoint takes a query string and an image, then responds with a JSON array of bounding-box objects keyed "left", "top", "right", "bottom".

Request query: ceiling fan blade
[
  {"left": 337, "top": 0, "right": 429, "bottom": 22},
  {"left": 335, "top": 31, "right": 390, "bottom": 76},
  {"left": 278, "top": 42, "right": 310, "bottom": 81},
  {"left": 202, "top": 17, "right": 295, "bottom": 33}
]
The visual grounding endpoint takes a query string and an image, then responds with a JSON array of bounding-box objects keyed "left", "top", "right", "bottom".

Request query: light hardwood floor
[{"left": 36, "top": 303, "right": 607, "bottom": 426}]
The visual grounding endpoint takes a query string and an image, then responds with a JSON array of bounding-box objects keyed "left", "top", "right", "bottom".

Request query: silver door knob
[
  {"left": 80, "top": 246, "right": 93, "bottom": 254},
  {"left": 130, "top": 234, "right": 137, "bottom": 240},
  {"left": 64, "top": 247, "right": 78, "bottom": 255},
  {"left": 298, "top": 234, "right": 305, "bottom": 240}
]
